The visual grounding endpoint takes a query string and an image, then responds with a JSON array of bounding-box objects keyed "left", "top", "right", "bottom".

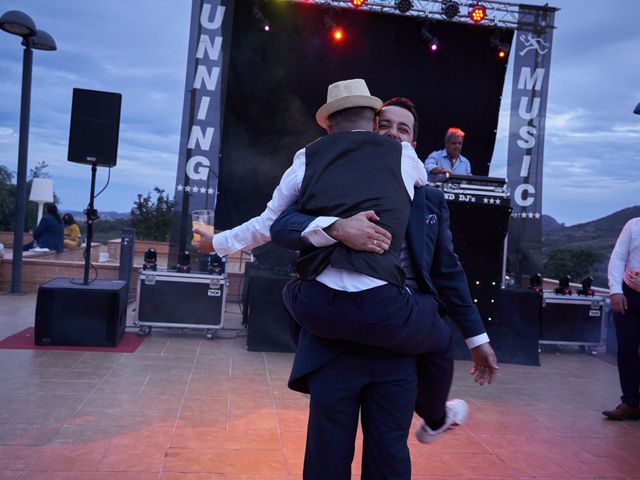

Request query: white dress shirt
[
  {"left": 608, "top": 217, "right": 640, "bottom": 294},
  {"left": 213, "top": 138, "right": 427, "bottom": 286}
]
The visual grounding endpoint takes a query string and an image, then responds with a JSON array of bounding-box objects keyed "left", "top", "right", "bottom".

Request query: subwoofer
[
  {"left": 243, "top": 263, "right": 296, "bottom": 352},
  {"left": 35, "top": 278, "right": 127, "bottom": 347},
  {"left": 67, "top": 88, "right": 122, "bottom": 167}
]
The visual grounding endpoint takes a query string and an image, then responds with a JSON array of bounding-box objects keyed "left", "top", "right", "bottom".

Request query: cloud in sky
[{"left": 0, "top": 0, "right": 639, "bottom": 225}]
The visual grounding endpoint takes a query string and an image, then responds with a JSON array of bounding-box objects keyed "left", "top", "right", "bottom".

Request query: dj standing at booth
[
  {"left": 603, "top": 217, "right": 640, "bottom": 421},
  {"left": 424, "top": 127, "right": 472, "bottom": 183}
]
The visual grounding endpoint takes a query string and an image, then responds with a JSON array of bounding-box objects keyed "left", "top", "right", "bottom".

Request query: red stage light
[
  {"left": 332, "top": 28, "right": 344, "bottom": 42},
  {"left": 469, "top": 5, "right": 486, "bottom": 23},
  {"left": 351, "top": 0, "right": 367, "bottom": 7}
]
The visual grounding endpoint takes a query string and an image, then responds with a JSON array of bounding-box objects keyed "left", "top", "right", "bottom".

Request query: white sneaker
[{"left": 415, "top": 399, "right": 468, "bottom": 444}]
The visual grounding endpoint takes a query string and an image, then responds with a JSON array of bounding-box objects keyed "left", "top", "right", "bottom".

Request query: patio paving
[{"left": 0, "top": 290, "right": 639, "bottom": 479}]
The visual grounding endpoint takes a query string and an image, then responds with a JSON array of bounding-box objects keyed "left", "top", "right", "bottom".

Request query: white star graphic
[
  {"left": 185, "top": 186, "right": 191, "bottom": 193},
  {"left": 528, "top": 212, "right": 535, "bottom": 218},
  {"left": 177, "top": 184, "right": 184, "bottom": 191},
  {"left": 199, "top": 187, "right": 206, "bottom": 193},
  {"left": 534, "top": 213, "right": 541, "bottom": 218},
  {"left": 207, "top": 188, "right": 214, "bottom": 194}
]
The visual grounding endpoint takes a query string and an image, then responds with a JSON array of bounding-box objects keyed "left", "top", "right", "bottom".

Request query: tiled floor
[{"left": 1, "top": 292, "right": 639, "bottom": 479}]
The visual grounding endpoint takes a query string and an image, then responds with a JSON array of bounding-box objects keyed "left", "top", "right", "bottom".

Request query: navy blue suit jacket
[{"left": 270, "top": 186, "right": 485, "bottom": 392}]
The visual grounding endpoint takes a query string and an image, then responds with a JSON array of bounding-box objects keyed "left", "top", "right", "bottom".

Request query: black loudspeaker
[
  {"left": 243, "top": 263, "right": 296, "bottom": 352},
  {"left": 448, "top": 288, "right": 540, "bottom": 366},
  {"left": 447, "top": 202, "right": 511, "bottom": 320},
  {"left": 118, "top": 228, "right": 135, "bottom": 302},
  {"left": 35, "top": 278, "right": 127, "bottom": 347},
  {"left": 68, "top": 88, "right": 122, "bottom": 167}
]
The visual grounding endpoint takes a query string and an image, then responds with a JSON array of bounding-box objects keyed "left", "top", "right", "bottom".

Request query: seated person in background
[
  {"left": 425, "top": 127, "right": 472, "bottom": 182},
  {"left": 62, "top": 213, "right": 81, "bottom": 249},
  {"left": 22, "top": 203, "right": 64, "bottom": 252}
]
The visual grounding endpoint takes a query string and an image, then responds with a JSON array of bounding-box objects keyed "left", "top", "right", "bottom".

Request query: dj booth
[{"left": 438, "top": 174, "right": 512, "bottom": 322}]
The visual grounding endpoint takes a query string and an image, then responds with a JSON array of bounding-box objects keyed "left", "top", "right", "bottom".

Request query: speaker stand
[{"left": 82, "top": 163, "right": 100, "bottom": 285}]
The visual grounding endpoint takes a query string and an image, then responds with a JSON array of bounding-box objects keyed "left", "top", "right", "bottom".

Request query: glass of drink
[{"left": 192, "top": 210, "right": 215, "bottom": 241}]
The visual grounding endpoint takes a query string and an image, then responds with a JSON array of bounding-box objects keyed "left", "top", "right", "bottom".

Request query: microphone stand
[{"left": 82, "top": 162, "right": 100, "bottom": 285}]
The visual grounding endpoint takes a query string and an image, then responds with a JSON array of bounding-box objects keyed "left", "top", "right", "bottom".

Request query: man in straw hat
[
  {"left": 270, "top": 95, "right": 498, "bottom": 478},
  {"left": 193, "top": 79, "right": 495, "bottom": 478}
]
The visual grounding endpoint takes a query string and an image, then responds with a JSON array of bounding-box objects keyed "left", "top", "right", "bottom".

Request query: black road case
[
  {"left": 540, "top": 292, "right": 605, "bottom": 348},
  {"left": 135, "top": 269, "right": 227, "bottom": 338}
]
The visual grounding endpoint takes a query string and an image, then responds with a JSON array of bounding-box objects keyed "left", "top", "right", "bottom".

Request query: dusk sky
[{"left": 1, "top": 0, "right": 638, "bottom": 226}]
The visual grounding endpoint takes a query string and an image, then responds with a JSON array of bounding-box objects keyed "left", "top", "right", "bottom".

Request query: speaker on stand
[
  {"left": 67, "top": 87, "right": 122, "bottom": 285},
  {"left": 32, "top": 88, "right": 125, "bottom": 348}
]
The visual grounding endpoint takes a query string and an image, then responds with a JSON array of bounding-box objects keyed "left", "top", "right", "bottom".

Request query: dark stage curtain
[{"left": 216, "top": 1, "right": 512, "bottom": 229}]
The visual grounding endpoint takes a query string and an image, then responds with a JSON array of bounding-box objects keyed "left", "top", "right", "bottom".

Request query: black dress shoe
[{"left": 602, "top": 403, "right": 640, "bottom": 420}]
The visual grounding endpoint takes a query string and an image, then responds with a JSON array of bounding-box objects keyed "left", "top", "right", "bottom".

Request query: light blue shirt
[{"left": 424, "top": 148, "right": 472, "bottom": 183}]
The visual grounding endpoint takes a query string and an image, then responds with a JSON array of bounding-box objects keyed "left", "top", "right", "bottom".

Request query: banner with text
[
  {"left": 506, "top": 5, "right": 556, "bottom": 285},
  {"left": 169, "top": 0, "right": 235, "bottom": 268}
]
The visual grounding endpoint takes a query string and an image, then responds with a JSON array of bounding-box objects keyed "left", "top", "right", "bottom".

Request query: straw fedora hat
[{"left": 315, "top": 79, "right": 383, "bottom": 129}]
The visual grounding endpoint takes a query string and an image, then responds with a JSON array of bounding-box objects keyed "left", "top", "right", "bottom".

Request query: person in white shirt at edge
[
  {"left": 603, "top": 217, "right": 640, "bottom": 421},
  {"left": 193, "top": 80, "right": 498, "bottom": 480}
]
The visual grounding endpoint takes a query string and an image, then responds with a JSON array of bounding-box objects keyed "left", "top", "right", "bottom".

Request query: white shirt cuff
[
  {"left": 465, "top": 333, "right": 490, "bottom": 349},
  {"left": 302, "top": 216, "right": 340, "bottom": 247}
]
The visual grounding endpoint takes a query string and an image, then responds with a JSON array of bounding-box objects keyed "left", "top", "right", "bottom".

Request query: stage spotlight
[
  {"left": 177, "top": 250, "right": 191, "bottom": 273},
  {"left": 577, "top": 276, "right": 594, "bottom": 296},
  {"left": 332, "top": 27, "right": 344, "bottom": 42},
  {"left": 529, "top": 273, "right": 542, "bottom": 293},
  {"left": 554, "top": 274, "right": 572, "bottom": 295},
  {"left": 143, "top": 248, "right": 157, "bottom": 271},
  {"left": 252, "top": 5, "right": 271, "bottom": 32},
  {"left": 469, "top": 4, "right": 486, "bottom": 23},
  {"left": 442, "top": 1, "right": 460, "bottom": 19},
  {"left": 421, "top": 25, "right": 439, "bottom": 53},
  {"left": 490, "top": 32, "right": 510, "bottom": 60},
  {"left": 350, "top": 0, "right": 367, "bottom": 7},
  {"left": 395, "top": 0, "right": 413, "bottom": 14}
]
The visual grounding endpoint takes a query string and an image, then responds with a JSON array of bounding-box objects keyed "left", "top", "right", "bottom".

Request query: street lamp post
[{"left": 0, "top": 10, "right": 56, "bottom": 294}]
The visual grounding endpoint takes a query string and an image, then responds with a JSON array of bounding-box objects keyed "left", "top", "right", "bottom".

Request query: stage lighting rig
[
  {"left": 395, "top": 0, "right": 413, "bottom": 14},
  {"left": 143, "top": 248, "right": 158, "bottom": 271},
  {"left": 442, "top": 1, "right": 460, "bottom": 19},
  {"left": 350, "top": 0, "right": 367, "bottom": 7},
  {"left": 577, "top": 276, "right": 594, "bottom": 296},
  {"left": 554, "top": 275, "right": 572, "bottom": 295},
  {"left": 469, "top": 4, "right": 486, "bottom": 23},
  {"left": 529, "top": 272, "right": 542, "bottom": 293}
]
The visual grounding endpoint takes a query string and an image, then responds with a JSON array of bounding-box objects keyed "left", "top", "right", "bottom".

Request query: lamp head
[
  {"left": 0, "top": 10, "right": 36, "bottom": 38},
  {"left": 30, "top": 29, "right": 56, "bottom": 51},
  {"left": 29, "top": 178, "right": 54, "bottom": 203}
]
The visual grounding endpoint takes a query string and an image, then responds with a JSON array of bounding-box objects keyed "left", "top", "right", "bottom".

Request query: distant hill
[
  {"left": 541, "top": 214, "right": 563, "bottom": 234},
  {"left": 543, "top": 206, "right": 640, "bottom": 255},
  {"left": 65, "top": 210, "right": 130, "bottom": 221},
  {"left": 542, "top": 206, "right": 640, "bottom": 287}
]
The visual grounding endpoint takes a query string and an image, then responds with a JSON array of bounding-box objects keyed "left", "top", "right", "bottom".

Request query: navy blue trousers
[
  {"left": 283, "top": 278, "right": 454, "bottom": 422},
  {"left": 614, "top": 284, "right": 640, "bottom": 406},
  {"left": 305, "top": 343, "right": 417, "bottom": 480}
]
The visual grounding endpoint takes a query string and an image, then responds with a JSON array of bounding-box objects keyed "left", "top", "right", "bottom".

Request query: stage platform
[{"left": 0, "top": 291, "right": 639, "bottom": 479}]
